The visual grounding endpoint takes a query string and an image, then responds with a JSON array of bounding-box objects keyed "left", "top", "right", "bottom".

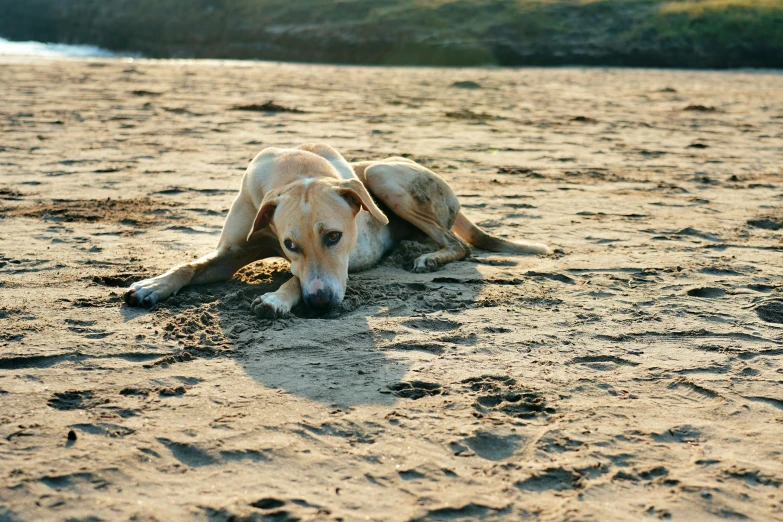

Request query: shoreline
[{"left": 1, "top": 53, "right": 782, "bottom": 75}]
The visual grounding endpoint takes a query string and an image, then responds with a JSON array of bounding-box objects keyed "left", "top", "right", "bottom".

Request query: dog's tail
[{"left": 454, "top": 211, "right": 551, "bottom": 255}]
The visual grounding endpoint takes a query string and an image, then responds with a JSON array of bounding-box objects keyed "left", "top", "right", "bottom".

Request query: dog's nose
[{"left": 305, "top": 288, "right": 333, "bottom": 310}]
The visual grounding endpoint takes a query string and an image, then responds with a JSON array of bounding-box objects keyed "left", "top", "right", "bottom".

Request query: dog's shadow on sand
[{"left": 120, "top": 242, "right": 487, "bottom": 408}]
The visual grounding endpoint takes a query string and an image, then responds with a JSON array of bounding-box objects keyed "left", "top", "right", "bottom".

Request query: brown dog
[{"left": 123, "top": 144, "right": 550, "bottom": 316}]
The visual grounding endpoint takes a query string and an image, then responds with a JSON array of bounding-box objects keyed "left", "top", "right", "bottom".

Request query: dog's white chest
[{"left": 348, "top": 211, "right": 393, "bottom": 272}]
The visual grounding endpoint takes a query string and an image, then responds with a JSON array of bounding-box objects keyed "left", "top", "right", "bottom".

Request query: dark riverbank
[{"left": 1, "top": 0, "right": 781, "bottom": 68}]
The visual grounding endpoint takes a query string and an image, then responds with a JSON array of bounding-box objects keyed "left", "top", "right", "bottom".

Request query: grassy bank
[{"left": 0, "top": 0, "right": 781, "bottom": 67}]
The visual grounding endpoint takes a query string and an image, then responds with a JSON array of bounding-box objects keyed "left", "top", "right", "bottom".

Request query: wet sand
[{"left": 0, "top": 58, "right": 782, "bottom": 521}]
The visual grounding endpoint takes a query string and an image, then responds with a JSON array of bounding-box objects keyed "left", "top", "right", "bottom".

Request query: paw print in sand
[
  {"left": 386, "top": 381, "right": 443, "bottom": 400},
  {"left": 461, "top": 375, "right": 554, "bottom": 419}
]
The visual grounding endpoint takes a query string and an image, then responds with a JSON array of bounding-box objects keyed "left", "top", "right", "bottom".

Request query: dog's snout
[{"left": 305, "top": 288, "right": 333, "bottom": 310}]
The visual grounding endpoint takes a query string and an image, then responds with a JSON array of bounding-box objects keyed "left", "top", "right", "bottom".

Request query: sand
[{"left": 0, "top": 57, "right": 782, "bottom": 521}]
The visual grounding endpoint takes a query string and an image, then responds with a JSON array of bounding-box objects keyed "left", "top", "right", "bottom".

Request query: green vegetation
[{"left": 0, "top": 0, "right": 780, "bottom": 67}]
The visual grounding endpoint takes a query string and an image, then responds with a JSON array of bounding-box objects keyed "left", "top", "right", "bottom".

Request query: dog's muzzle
[{"left": 305, "top": 288, "right": 334, "bottom": 310}]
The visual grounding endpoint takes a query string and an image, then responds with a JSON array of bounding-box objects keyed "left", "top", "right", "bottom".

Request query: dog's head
[{"left": 248, "top": 178, "right": 388, "bottom": 310}]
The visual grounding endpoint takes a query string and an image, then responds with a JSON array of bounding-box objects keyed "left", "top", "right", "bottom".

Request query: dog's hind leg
[
  {"left": 124, "top": 190, "right": 276, "bottom": 307},
  {"left": 363, "top": 161, "right": 470, "bottom": 272}
]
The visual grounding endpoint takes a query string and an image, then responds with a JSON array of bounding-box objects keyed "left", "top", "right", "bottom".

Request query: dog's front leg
[
  {"left": 124, "top": 245, "right": 258, "bottom": 307},
  {"left": 251, "top": 276, "right": 302, "bottom": 319}
]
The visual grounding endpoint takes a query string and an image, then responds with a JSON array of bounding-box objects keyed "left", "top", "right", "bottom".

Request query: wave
[{"left": 0, "top": 37, "right": 116, "bottom": 57}]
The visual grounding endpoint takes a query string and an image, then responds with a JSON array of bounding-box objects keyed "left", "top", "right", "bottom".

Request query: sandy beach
[{"left": 0, "top": 58, "right": 782, "bottom": 521}]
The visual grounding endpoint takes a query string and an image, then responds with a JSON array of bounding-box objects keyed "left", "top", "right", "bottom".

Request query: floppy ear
[
  {"left": 247, "top": 196, "right": 278, "bottom": 241},
  {"left": 336, "top": 179, "right": 389, "bottom": 225}
]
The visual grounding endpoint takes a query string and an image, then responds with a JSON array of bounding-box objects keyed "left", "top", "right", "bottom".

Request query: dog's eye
[
  {"left": 324, "top": 231, "right": 342, "bottom": 246},
  {"left": 283, "top": 239, "right": 298, "bottom": 252}
]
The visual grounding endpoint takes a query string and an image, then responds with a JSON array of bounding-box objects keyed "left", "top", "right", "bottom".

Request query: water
[{"left": 0, "top": 37, "right": 116, "bottom": 57}]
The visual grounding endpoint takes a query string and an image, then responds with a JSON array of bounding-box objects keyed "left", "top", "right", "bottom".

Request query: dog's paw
[
  {"left": 251, "top": 293, "right": 291, "bottom": 319},
  {"left": 411, "top": 255, "right": 440, "bottom": 273},
  {"left": 123, "top": 276, "right": 173, "bottom": 307}
]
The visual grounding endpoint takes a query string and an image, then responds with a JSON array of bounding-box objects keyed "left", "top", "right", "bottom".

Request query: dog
[{"left": 123, "top": 144, "right": 550, "bottom": 316}]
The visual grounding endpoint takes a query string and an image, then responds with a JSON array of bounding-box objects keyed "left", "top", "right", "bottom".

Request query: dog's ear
[
  {"left": 247, "top": 196, "right": 278, "bottom": 240},
  {"left": 336, "top": 179, "right": 389, "bottom": 225}
]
